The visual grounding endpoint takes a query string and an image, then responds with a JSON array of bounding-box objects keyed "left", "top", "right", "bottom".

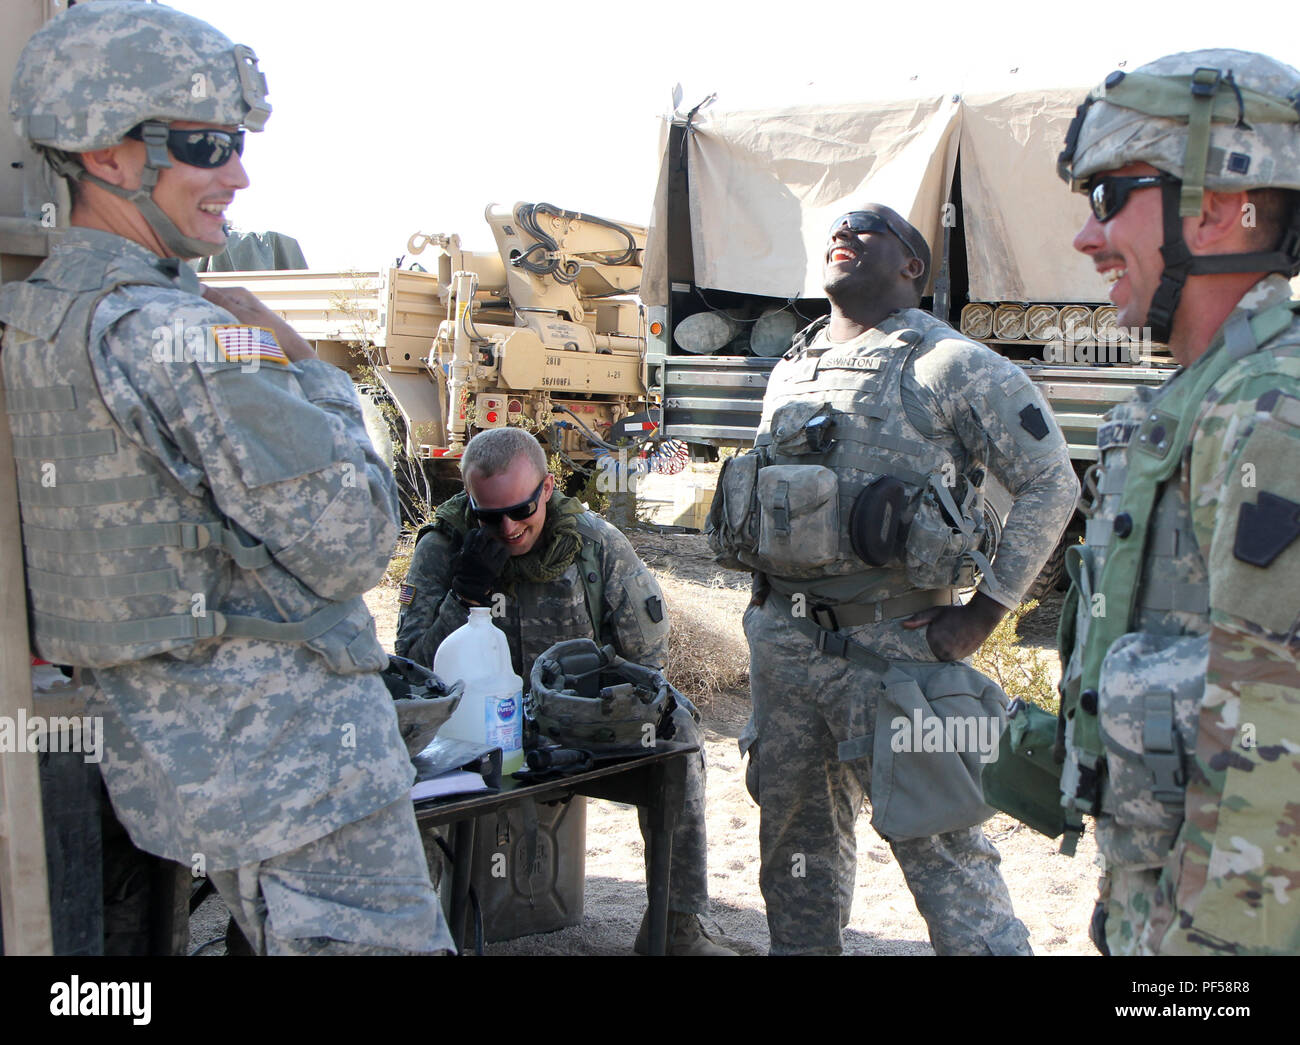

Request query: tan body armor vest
[
  {"left": 751, "top": 317, "right": 980, "bottom": 605},
  {"left": 0, "top": 247, "right": 353, "bottom": 667}
]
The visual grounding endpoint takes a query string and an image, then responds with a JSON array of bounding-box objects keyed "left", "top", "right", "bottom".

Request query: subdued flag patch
[
  {"left": 398, "top": 583, "right": 415, "bottom": 605},
  {"left": 212, "top": 325, "right": 289, "bottom": 367}
]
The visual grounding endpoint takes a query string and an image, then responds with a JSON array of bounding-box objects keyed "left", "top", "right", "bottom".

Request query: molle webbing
[{"left": 1066, "top": 299, "right": 1300, "bottom": 819}]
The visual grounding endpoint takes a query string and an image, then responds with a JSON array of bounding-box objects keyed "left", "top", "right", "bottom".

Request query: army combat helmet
[
  {"left": 10, "top": 1, "right": 271, "bottom": 258},
  {"left": 380, "top": 655, "right": 464, "bottom": 757},
  {"left": 526, "top": 640, "right": 698, "bottom": 754},
  {"left": 1058, "top": 50, "right": 1300, "bottom": 342}
]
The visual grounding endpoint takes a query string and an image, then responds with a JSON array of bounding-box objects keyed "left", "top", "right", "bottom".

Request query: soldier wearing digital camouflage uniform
[
  {"left": 1, "top": 3, "right": 453, "bottom": 955},
  {"left": 1057, "top": 50, "right": 1300, "bottom": 956},
  {"left": 395, "top": 426, "right": 734, "bottom": 955},
  {"left": 720, "top": 205, "right": 1078, "bottom": 955}
]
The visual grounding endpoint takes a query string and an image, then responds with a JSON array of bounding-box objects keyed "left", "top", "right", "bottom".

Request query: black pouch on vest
[{"left": 849, "top": 475, "right": 907, "bottom": 566}]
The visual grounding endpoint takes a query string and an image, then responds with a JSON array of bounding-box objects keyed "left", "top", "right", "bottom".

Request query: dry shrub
[
  {"left": 657, "top": 573, "right": 751, "bottom": 705},
  {"left": 383, "top": 528, "right": 419, "bottom": 589},
  {"left": 971, "top": 599, "right": 1059, "bottom": 712}
]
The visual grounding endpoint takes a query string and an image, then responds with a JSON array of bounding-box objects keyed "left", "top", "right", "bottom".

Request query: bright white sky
[{"left": 173, "top": 0, "right": 1300, "bottom": 270}]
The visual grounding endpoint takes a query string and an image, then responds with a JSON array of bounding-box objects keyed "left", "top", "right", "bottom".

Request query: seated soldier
[{"left": 396, "top": 428, "right": 733, "bottom": 955}]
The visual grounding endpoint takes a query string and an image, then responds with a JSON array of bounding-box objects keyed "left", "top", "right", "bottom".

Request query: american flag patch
[
  {"left": 212, "top": 325, "right": 289, "bottom": 367},
  {"left": 398, "top": 583, "right": 415, "bottom": 605}
]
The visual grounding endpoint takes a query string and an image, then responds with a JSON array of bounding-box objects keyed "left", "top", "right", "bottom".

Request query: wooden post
[{"left": 0, "top": 370, "right": 53, "bottom": 955}]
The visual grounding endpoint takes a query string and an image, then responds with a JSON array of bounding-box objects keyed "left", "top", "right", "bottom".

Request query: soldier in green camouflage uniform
[
  {"left": 2, "top": 4, "right": 452, "bottom": 954},
  {"left": 396, "top": 427, "right": 733, "bottom": 955},
  {"left": 732, "top": 205, "right": 1077, "bottom": 954},
  {"left": 1058, "top": 49, "right": 1300, "bottom": 955}
]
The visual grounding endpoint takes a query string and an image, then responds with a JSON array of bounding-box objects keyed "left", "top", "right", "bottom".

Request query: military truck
[
  {"left": 637, "top": 88, "right": 1200, "bottom": 591},
  {"left": 197, "top": 203, "right": 659, "bottom": 511},
  {"left": 641, "top": 89, "right": 1176, "bottom": 462}
]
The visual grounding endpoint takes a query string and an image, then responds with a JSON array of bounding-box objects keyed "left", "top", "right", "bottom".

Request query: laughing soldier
[
  {"left": 2, "top": 3, "right": 452, "bottom": 954},
  {"left": 723, "top": 205, "right": 1077, "bottom": 954},
  {"left": 1058, "top": 50, "right": 1300, "bottom": 956}
]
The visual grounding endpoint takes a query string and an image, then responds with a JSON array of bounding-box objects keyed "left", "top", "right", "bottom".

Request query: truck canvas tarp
[{"left": 644, "top": 88, "right": 1099, "bottom": 306}]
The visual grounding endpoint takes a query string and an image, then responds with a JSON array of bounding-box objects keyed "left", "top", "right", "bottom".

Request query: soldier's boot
[{"left": 633, "top": 910, "right": 739, "bottom": 956}]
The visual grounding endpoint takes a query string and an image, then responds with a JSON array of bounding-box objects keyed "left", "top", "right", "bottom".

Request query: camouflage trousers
[
  {"left": 743, "top": 597, "right": 1031, "bottom": 955},
  {"left": 641, "top": 705, "right": 709, "bottom": 913},
  {"left": 209, "top": 797, "right": 455, "bottom": 955}
]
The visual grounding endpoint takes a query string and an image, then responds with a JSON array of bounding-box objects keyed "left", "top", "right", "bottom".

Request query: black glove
[{"left": 450, "top": 527, "right": 511, "bottom": 606}]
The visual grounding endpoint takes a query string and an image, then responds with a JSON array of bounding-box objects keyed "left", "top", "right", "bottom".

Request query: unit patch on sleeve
[
  {"left": 398, "top": 583, "right": 415, "bottom": 605},
  {"left": 1019, "top": 404, "right": 1049, "bottom": 441},
  {"left": 1234, "top": 490, "right": 1300, "bottom": 568}
]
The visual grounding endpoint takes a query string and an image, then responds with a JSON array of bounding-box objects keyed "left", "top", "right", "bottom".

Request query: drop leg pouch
[{"left": 839, "top": 660, "right": 1008, "bottom": 841}]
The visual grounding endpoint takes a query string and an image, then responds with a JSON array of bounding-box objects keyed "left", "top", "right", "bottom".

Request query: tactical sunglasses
[
  {"left": 470, "top": 476, "right": 548, "bottom": 528},
  {"left": 125, "top": 124, "right": 245, "bottom": 169},
  {"left": 1087, "top": 174, "right": 1175, "bottom": 223},
  {"left": 829, "top": 211, "right": 919, "bottom": 261}
]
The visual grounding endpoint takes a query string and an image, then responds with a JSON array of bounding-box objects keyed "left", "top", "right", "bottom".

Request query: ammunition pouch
[
  {"left": 767, "top": 400, "right": 834, "bottom": 455},
  {"left": 903, "top": 475, "right": 987, "bottom": 592},
  {"left": 837, "top": 659, "right": 1008, "bottom": 841},
  {"left": 708, "top": 452, "right": 842, "bottom": 576},
  {"left": 982, "top": 697, "right": 1065, "bottom": 838},
  {"left": 706, "top": 448, "right": 764, "bottom": 570},
  {"left": 1094, "top": 631, "right": 1202, "bottom": 869},
  {"left": 755, "top": 464, "right": 839, "bottom": 575}
]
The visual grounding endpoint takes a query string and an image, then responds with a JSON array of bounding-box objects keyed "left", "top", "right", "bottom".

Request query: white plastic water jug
[{"left": 434, "top": 607, "right": 524, "bottom": 774}]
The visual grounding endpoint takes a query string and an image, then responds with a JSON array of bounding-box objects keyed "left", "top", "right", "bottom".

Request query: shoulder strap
[
  {"left": 783, "top": 315, "right": 830, "bottom": 359},
  {"left": 573, "top": 515, "right": 607, "bottom": 643},
  {"left": 414, "top": 520, "right": 442, "bottom": 548}
]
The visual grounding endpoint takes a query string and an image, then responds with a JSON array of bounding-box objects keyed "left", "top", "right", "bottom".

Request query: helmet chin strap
[
  {"left": 1146, "top": 178, "right": 1300, "bottom": 345},
  {"left": 58, "top": 122, "right": 228, "bottom": 259},
  {"left": 1145, "top": 180, "right": 1195, "bottom": 344}
]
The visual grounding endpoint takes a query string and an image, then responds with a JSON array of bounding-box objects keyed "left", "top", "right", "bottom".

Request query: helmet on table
[{"left": 525, "top": 639, "right": 698, "bottom": 754}]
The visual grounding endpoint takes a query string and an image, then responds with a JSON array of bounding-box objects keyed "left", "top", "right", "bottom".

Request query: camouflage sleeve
[
  {"left": 1152, "top": 361, "right": 1300, "bottom": 954},
  {"left": 915, "top": 335, "right": 1079, "bottom": 608},
  {"left": 590, "top": 517, "right": 670, "bottom": 672},
  {"left": 393, "top": 526, "right": 470, "bottom": 667},
  {"left": 96, "top": 289, "right": 400, "bottom": 602}
]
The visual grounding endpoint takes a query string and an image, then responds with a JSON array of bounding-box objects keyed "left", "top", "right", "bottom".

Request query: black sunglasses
[
  {"left": 126, "top": 124, "right": 245, "bottom": 169},
  {"left": 469, "top": 476, "right": 548, "bottom": 528},
  {"left": 829, "top": 211, "right": 919, "bottom": 261},
  {"left": 1087, "top": 174, "right": 1174, "bottom": 223}
]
